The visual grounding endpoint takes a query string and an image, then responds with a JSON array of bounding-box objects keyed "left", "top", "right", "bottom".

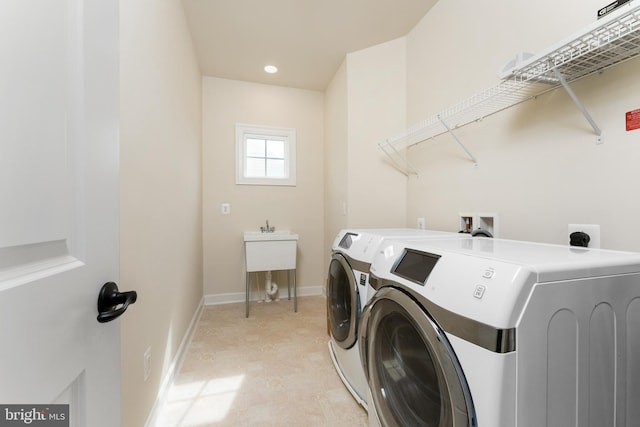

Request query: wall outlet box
[
  {"left": 477, "top": 213, "right": 498, "bottom": 238},
  {"left": 459, "top": 212, "right": 498, "bottom": 237},
  {"left": 459, "top": 213, "right": 474, "bottom": 233},
  {"left": 568, "top": 224, "right": 600, "bottom": 248}
]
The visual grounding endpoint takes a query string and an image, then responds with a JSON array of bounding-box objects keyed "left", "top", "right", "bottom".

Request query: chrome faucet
[{"left": 260, "top": 219, "right": 275, "bottom": 233}]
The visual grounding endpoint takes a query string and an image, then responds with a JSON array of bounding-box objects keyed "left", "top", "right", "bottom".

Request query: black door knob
[{"left": 97, "top": 282, "right": 137, "bottom": 323}]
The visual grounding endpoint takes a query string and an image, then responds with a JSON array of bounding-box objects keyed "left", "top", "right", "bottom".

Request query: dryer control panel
[
  {"left": 392, "top": 248, "right": 441, "bottom": 285},
  {"left": 372, "top": 239, "right": 534, "bottom": 329}
]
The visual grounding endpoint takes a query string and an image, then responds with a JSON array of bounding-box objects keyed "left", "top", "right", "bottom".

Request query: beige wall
[
  {"left": 405, "top": 0, "right": 640, "bottom": 250},
  {"left": 202, "top": 77, "right": 325, "bottom": 300},
  {"left": 323, "top": 38, "right": 409, "bottom": 263},
  {"left": 345, "top": 38, "right": 408, "bottom": 228},
  {"left": 119, "top": 1, "right": 202, "bottom": 426},
  {"left": 324, "top": 59, "right": 348, "bottom": 265}
]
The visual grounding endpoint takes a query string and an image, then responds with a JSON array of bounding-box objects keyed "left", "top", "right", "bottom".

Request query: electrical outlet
[
  {"left": 568, "top": 224, "right": 600, "bottom": 248},
  {"left": 144, "top": 347, "right": 151, "bottom": 382},
  {"left": 221, "top": 203, "right": 230, "bottom": 215},
  {"left": 417, "top": 218, "right": 425, "bottom": 230}
]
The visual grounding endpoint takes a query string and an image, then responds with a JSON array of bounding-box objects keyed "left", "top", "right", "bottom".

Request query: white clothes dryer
[
  {"left": 360, "top": 237, "right": 640, "bottom": 427},
  {"left": 327, "top": 228, "right": 468, "bottom": 409}
]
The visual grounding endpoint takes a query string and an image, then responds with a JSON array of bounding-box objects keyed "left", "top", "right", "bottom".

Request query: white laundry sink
[
  {"left": 243, "top": 230, "right": 299, "bottom": 242},
  {"left": 244, "top": 231, "right": 298, "bottom": 272}
]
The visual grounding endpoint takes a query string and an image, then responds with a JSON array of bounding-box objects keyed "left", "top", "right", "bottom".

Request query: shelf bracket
[
  {"left": 553, "top": 69, "right": 603, "bottom": 144},
  {"left": 438, "top": 116, "right": 478, "bottom": 165},
  {"left": 379, "top": 141, "right": 419, "bottom": 177}
]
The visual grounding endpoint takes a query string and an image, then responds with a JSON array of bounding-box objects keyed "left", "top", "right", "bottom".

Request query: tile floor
[{"left": 154, "top": 295, "right": 368, "bottom": 426}]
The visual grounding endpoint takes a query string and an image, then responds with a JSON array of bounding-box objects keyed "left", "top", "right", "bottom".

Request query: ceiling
[{"left": 182, "top": 0, "right": 439, "bottom": 91}]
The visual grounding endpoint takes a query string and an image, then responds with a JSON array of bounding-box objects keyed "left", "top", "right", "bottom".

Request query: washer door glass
[
  {"left": 365, "top": 288, "right": 476, "bottom": 427},
  {"left": 327, "top": 253, "right": 360, "bottom": 349}
]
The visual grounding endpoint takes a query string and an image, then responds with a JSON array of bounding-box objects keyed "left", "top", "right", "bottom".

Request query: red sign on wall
[{"left": 627, "top": 109, "right": 640, "bottom": 131}]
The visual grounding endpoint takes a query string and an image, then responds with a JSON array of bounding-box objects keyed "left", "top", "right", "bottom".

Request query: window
[{"left": 236, "top": 124, "right": 296, "bottom": 186}]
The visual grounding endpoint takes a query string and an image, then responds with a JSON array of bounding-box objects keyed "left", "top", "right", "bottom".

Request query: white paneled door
[{"left": 0, "top": 1, "right": 123, "bottom": 426}]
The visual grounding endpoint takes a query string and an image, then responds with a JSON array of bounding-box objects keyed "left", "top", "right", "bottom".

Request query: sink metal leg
[
  {"left": 287, "top": 270, "right": 291, "bottom": 300},
  {"left": 293, "top": 269, "right": 297, "bottom": 312},
  {"left": 245, "top": 272, "right": 250, "bottom": 318}
]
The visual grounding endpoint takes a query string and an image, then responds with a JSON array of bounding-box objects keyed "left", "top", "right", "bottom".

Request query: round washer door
[
  {"left": 327, "top": 253, "right": 360, "bottom": 349},
  {"left": 361, "top": 287, "right": 476, "bottom": 427}
]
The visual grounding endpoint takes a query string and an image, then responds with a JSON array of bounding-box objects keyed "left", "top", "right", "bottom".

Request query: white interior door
[{"left": 0, "top": 1, "right": 122, "bottom": 426}]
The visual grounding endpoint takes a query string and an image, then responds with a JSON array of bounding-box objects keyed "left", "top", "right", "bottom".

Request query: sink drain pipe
[{"left": 265, "top": 270, "right": 279, "bottom": 301}]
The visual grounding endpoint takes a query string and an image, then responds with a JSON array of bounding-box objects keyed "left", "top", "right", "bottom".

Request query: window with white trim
[{"left": 236, "top": 124, "right": 296, "bottom": 186}]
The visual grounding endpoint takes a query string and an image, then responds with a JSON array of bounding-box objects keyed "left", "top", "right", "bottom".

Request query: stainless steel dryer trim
[
  {"left": 327, "top": 252, "right": 360, "bottom": 349},
  {"left": 332, "top": 250, "right": 371, "bottom": 273},
  {"left": 369, "top": 273, "right": 516, "bottom": 353},
  {"left": 359, "top": 286, "right": 478, "bottom": 427}
]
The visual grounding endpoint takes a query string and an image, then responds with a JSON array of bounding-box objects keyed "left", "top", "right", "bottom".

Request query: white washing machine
[
  {"left": 360, "top": 237, "right": 640, "bottom": 427},
  {"left": 327, "top": 228, "right": 469, "bottom": 409}
]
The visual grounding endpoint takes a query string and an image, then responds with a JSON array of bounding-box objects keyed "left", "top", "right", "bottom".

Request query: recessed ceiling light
[{"left": 264, "top": 65, "right": 278, "bottom": 74}]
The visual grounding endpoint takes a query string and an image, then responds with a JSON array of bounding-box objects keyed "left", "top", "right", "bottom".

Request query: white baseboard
[
  {"left": 204, "top": 285, "right": 324, "bottom": 306},
  {"left": 144, "top": 296, "right": 204, "bottom": 427}
]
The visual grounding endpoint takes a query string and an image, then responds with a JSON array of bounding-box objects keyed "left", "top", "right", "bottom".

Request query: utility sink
[
  {"left": 244, "top": 230, "right": 298, "bottom": 272},
  {"left": 243, "top": 230, "right": 299, "bottom": 242}
]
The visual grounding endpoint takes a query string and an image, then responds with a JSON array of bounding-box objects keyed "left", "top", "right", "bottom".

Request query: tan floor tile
[{"left": 154, "top": 296, "right": 368, "bottom": 426}]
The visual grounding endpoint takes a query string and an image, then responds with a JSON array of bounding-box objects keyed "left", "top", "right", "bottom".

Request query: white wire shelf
[{"left": 381, "top": 0, "right": 640, "bottom": 176}]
